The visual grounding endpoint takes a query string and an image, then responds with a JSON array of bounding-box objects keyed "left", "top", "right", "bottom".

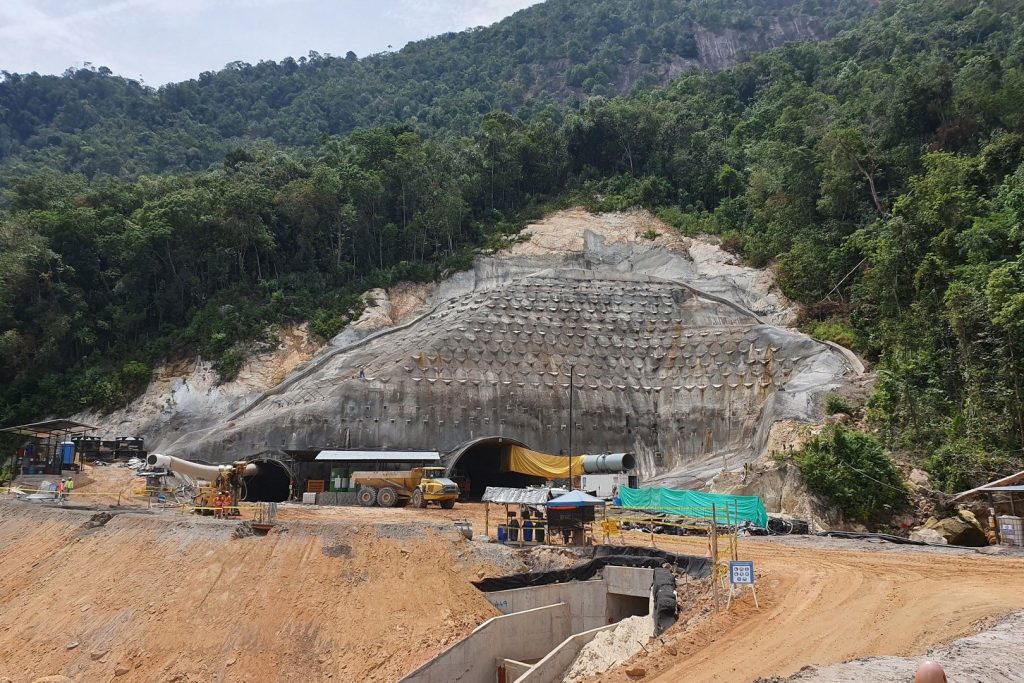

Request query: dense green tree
[{"left": 2, "top": 0, "right": 1024, "bottom": 495}]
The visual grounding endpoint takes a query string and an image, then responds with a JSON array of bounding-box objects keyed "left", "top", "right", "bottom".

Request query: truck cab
[{"left": 416, "top": 467, "right": 461, "bottom": 509}]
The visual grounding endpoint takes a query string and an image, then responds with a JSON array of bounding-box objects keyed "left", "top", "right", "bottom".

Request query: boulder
[
  {"left": 908, "top": 468, "right": 932, "bottom": 490},
  {"left": 924, "top": 513, "right": 988, "bottom": 547},
  {"left": 909, "top": 527, "right": 947, "bottom": 545}
]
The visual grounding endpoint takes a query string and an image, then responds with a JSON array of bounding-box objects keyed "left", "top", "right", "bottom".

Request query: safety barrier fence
[
  {"left": 4, "top": 483, "right": 199, "bottom": 507},
  {"left": 3, "top": 484, "right": 253, "bottom": 518}
]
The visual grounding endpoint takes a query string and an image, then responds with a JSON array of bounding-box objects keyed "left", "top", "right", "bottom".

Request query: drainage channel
[{"left": 401, "top": 546, "right": 710, "bottom": 683}]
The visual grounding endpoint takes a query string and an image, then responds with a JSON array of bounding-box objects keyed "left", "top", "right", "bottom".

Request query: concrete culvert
[{"left": 240, "top": 459, "right": 292, "bottom": 503}]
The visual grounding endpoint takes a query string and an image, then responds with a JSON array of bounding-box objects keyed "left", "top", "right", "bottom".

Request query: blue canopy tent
[{"left": 546, "top": 490, "right": 607, "bottom": 509}]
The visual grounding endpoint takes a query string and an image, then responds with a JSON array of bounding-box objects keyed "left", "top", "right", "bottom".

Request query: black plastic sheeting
[
  {"left": 652, "top": 567, "right": 677, "bottom": 636},
  {"left": 592, "top": 545, "right": 712, "bottom": 578},
  {"left": 472, "top": 545, "right": 711, "bottom": 592}
]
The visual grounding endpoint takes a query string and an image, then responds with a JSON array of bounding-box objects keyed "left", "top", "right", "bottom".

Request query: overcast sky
[{"left": 0, "top": 0, "right": 544, "bottom": 86}]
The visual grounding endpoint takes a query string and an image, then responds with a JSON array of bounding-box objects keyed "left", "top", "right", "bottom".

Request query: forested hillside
[
  {"left": 0, "top": 0, "right": 870, "bottom": 179},
  {"left": 2, "top": 0, "right": 1023, "bottom": 491}
]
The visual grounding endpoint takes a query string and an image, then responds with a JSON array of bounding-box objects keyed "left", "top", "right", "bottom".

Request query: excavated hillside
[
  {"left": 86, "top": 209, "right": 861, "bottom": 488},
  {"left": 0, "top": 501, "right": 499, "bottom": 683}
]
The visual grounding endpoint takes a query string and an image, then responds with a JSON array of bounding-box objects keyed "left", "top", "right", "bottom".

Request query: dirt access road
[{"left": 594, "top": 533, "right": 1024, "bottom": 683}]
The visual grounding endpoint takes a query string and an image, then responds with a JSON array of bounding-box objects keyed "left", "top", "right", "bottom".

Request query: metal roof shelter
[
  {"left": 1, "top": 418, "right": 97, "bottom": 477},
  {"left": 482, "top": 486, "right": 562, "bottom": 505},
  {"left": 0, "top": 419, "right": 97, "bottom": 438},
  {"left": 481, "top": 487, "right": 569, "bottom": 541},
  {"left": 314, "top": 450, "right": 440, "bottom": 463},
  {"left": 952, "top": 470, "right": 1024, "bottom": 502},
  {"left": 952, "top": 469, "right": 1024, "bottom": 544}
]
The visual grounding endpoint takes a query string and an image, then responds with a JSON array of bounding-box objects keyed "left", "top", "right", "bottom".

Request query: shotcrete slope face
[{"left": 167, "top": 218, "right": 857, "bottom": 487}]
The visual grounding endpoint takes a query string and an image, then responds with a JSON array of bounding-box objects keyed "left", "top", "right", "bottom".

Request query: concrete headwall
[
  {"left": 514, "top": 624, "right": 617, "bottom": 683},
  {"left": 400, "top": 603, "right": 571, "bottom": 683},
  {"left": 604, "top": 566, "right": 654, "bottom": 597},
  {"left": 485, "top": 580, "right": 608, "bottom": 632},
  {"left": 485, "top": 567, "right": 656, "bottom": 633}
]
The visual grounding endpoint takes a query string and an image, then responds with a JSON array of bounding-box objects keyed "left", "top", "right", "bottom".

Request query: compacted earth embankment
[{"left": 0, "top": 501, "right": 498, "bottom": 683}]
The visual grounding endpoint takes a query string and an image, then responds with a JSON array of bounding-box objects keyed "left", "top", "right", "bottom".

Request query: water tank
[{"left": 998, "top": 516, "right": 1024, "bottom": 546}]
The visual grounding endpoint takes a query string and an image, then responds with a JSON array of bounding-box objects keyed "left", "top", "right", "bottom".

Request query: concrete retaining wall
[
  {"left": 313, "top": 492, "right": 359, "bottom": 505},
  {"left": 514, "top": 623, "right": 617, "bottom": 683},
  {"left": 400, "top": 603, "right": 571, "bottom": 683},
  {"left": 485, "top": 580, "right": 608, "bottom": 632},
  {"left": 604, "top": 566, "right": 654, "bottom": 597},
  {"left": 502, "top": 659, "right": 532, "bottom": 681}
]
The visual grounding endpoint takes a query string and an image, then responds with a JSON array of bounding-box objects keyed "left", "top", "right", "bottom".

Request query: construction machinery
[
  {"left": 351, "top": 466, "right": 460, "bottom": 508},
  {"left": 147, "top": 454, "right": 252, "bottom": 515}
]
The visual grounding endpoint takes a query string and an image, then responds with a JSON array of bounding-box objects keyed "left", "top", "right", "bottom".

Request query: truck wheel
[
  {"left": 357, "top": 487, "right": 377, "bottom": 507},
  {"left": 377, "top": 487, "right": 399, "bottom": 508},
  {"left": 440, "top": 499, "right": 456, "bottom": 509},
  {"left": 410, "top": 489, "right": 426, "bottom": 508}
]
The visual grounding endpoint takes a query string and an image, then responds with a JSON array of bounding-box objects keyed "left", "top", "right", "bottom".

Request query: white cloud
[
  {"left": 387, "top": 0, "right": 542, "bottom": 35},
  {"left": 0, "top": 0, "right": 541, "bottom": 83}
]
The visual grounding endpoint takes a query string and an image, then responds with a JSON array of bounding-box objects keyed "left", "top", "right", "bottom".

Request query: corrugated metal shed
[
  {"left": 953, "top": 469, "right": 1024, "bottom": 502},
  {"left": 315, "top": 450, "right": 440, "bottom": 462},
  {"left": 482, "top": 486, "right": 563, "bottom": 505}
]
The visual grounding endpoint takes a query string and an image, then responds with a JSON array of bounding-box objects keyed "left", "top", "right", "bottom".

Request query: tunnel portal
[
  {"left": 242, "top": 458, "right": 293, "bottom": 503},
  {"left": 447, "top": 437, "right": 547, "bottom": 499}
]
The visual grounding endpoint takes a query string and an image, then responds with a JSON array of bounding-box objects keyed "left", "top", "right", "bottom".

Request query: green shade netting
[{"left": 618, "top": 487, "right": 768, "bottom": 528}]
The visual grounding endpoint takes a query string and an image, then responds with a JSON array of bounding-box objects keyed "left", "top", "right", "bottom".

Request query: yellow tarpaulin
[{"left": 506, "top": 446, "right": 585, "bottom": 478}]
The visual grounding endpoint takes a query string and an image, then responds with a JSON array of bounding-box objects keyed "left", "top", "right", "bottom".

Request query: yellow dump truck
[{"left": 351, "top": 466, "right": 460, "bottom": 508}]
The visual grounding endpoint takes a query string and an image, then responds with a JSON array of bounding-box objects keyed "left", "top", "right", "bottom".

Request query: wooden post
[
  {"left": 485, "top": 501, "right": 490, "bottom": 538},
  {"left": 733, "top": 499, "right": 740, "bottom": 561},
  {"left": 711, "top": 503, "right": 720, "bottom": 613}
]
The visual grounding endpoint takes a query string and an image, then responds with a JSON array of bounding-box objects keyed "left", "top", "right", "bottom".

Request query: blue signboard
[{"left": 729, "top": 561, "right": 755, "bottom": 585}]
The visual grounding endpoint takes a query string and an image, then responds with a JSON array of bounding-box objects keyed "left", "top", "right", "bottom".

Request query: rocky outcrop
[
  {"left": 908, "top": 527, "right": 947, "bottom": 545},
  {"left": 913, "top": 511, "right": 989, "bottom": 547}
]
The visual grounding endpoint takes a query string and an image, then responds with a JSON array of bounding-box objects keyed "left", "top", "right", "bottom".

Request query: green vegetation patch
[{"left": 796, "top": 426, "right": 907, "bottom": 524}]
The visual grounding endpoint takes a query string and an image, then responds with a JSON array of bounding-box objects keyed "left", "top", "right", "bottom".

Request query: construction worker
[
  {"left": 56, "top": 479, "right": 65, "bottom": 503},
  {"left": 213, "top": 493, "right": 223, "bottom": 519},
  {"left": 66, "top": 477, "right": 74, "bottom": 498}
]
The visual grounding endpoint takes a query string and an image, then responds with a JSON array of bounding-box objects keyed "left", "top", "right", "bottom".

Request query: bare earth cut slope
[{"left": 0, "top": 502, "right": 497, "bottom": 683}]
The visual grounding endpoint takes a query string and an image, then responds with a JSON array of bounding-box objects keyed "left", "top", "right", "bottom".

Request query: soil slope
[{"left": 0, "top": 501, "right": 498, "bottom": 683}]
